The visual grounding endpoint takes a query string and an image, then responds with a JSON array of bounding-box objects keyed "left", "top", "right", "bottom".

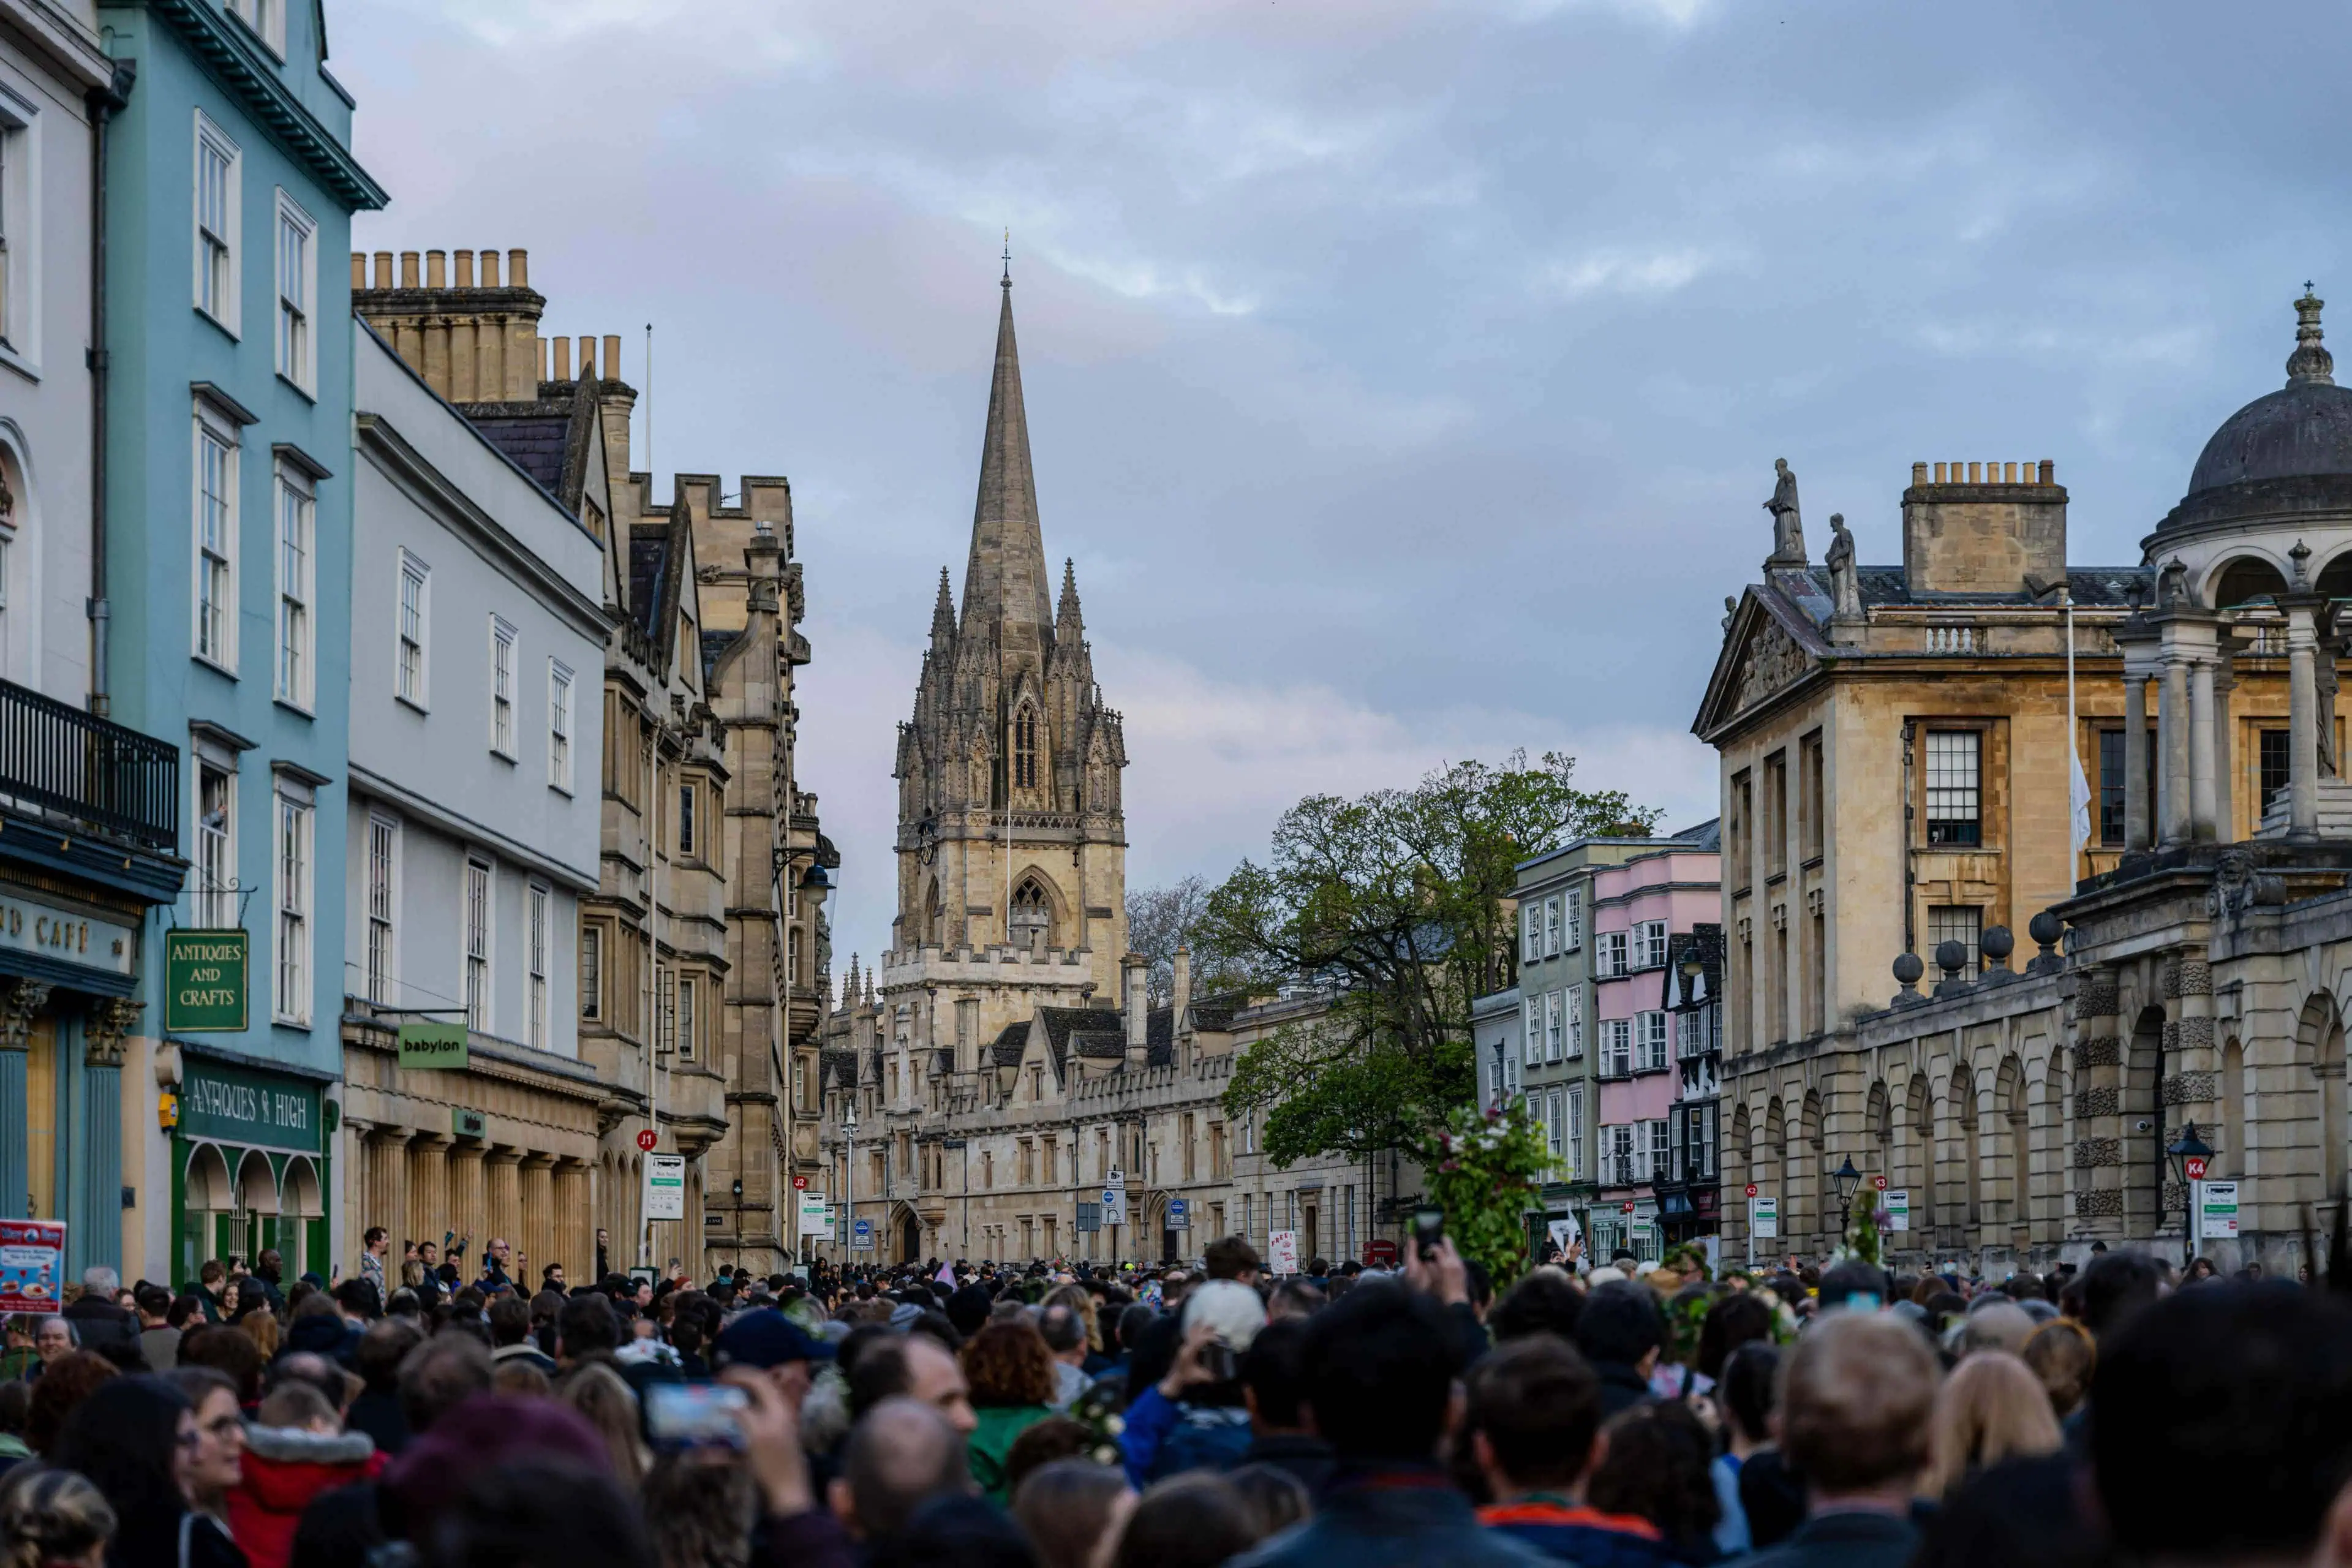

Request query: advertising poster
[{"left": 0, "top": 1222, "right": 65, "bottom": 1314}]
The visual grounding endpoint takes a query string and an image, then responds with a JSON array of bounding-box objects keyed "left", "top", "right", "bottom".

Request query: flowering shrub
[{"left": 1420, "top": 1099, "right": 1554, "bottom": 1286}]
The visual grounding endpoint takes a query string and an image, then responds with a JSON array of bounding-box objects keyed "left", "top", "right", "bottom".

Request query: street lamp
[
  {"left": 2166, "top": 1122, "right": 2214, "bottom": 1267},
  {"left": 1831, "top": 1156, "right": 1861, "bottom": 1208},
  {"left": 842, "top": 1100, "right": 859, "bottom": 1272}
]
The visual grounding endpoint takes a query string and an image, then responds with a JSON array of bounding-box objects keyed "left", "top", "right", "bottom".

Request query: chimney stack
[
  {"left": 1124, "top": 955, "right": 1148, "bottom": 1069},
  {"left": 372, "top": 251, "right": 393, "bottom": 289},
  {"left": 603, "top": 334, "right": 622, "bottom": 382},
  {"left": 1171, "top": 946, "right": 1191, "bottom": 1022},
  {"left": 399, "top": 251, "right": 419, "bottom": 288},
  {"left": 426, "top": 249, "right": 447, "bottom": 288}
]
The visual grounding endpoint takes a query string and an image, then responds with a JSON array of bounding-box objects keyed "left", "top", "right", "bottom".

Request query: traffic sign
[
  {"left": 1621, "top": 1202, "right": 1635, "bottom": 1214},
  {"left": 2185, "top": 1155, "right": 2209, "bottom": 1182},
  {"left": 1167, "top": 1198, "right": 1190, "bottom": 1231},
  {"left": 1744, "top": 1183, "right": 1758, "bottom": 1199},
  {"left": 1101, "top": 1186, "right": 1128, "bottom": 1228},
  {"left": 1872, "top": 1174, "right": 1888, "bottom": 1191},
  {"left": 793, "top": 1175, "right": 809, "bottom": 1191},
  {"left": 636, "top": 1128, "right": 658, "bottom": 1152},
  {"left": 644, "top": 1154, "right": 686, "bottom": 1220},
  {"left": 851, "top": 1218, "right": 875, "bottom": 1251}
]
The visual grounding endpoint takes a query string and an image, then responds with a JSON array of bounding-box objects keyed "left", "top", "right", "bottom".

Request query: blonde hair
[
  {"left": 2019, "top": 1317, "right": 2096, "bottom": 1420},
  {"left": 1921, "top": 1350, "right": 2061, "bottom": 1498},
  {"left": 0, "top": 1466, "right": 115, "bottom": 1568},
  {"left": 1044, "top": 1284, "right": 1102, "bottom": 1355},
  {"left": 559, "top": 1363, "right": 647, "bottom": 1486},
  {"left": 241, "top": 1310, "right": 280, "bottom": 1358}
]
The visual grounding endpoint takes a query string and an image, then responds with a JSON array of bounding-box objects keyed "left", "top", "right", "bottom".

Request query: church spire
[
  {"left": 960, "top": 277, "right": 1054, "bottom": 649},
  {"left": 1056, "top": 557, "right": 1084, "bottom": 638},
  {"left": 930, "top": 567, "right": 956, "bottom": 649}
]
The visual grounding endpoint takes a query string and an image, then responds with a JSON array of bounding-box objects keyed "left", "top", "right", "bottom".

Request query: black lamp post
[
  {"left": 2166, "top": 1122, "right": 2215, "bottom": 1267},
  {"left": 1831, "top": 1156, "right": 1861, "bottom": 1208}
]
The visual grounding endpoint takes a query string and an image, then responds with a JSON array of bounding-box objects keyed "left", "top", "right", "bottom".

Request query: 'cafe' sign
[{"left": 0, "top": 892, "right": 134, "bottom": 980}]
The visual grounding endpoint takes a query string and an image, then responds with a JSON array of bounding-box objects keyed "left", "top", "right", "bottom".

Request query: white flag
[{"left": 2070, "top": 749, "right": 2093, "bottom": 861}]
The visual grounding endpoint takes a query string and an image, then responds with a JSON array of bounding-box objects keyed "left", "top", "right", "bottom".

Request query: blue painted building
[{"left": 97, "top": 0, "right": 383, "bottom": 1285}]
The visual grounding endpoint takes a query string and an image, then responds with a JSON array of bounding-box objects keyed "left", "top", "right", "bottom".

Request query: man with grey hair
[
  {"left": 1039, "top": 1303, "right": 1091, "bottom": 1411},
  {"left": 62, "top": 1265, "right": 141, "bottom": 1368},
  {"left": 827, "top": 1396, "right": 972, "bottom": 1543}
]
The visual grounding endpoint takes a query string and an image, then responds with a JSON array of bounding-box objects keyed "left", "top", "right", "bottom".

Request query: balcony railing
[{"left": 0, "top": 680, "right": 178, "bottom": 854}]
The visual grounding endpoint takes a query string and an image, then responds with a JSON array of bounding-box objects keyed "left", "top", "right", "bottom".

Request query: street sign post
[
  {"left": 1885, "top": 1189, "right": 1911, "bottom": 1232},
  {"left": 1749, "top": 1194, "right": 1777, "bottom": 1268},
  {"left": 1100, "top": 1186, "right": 1127, "bottom": 1229},
  {"left": 2195, "top": 1180, "right": 2239, "bottom": 1244},
  {"left": 851, "top": 1218, "right": 875, "bottom": 1251},
  {"left": 636, "top": 1128, "right": 659, "bottom": 1153},
  {"left": 793, "top": 1175, "right": 809, "bottom": 1191},
  {"left": 797, "top": 1193, "right": 833, "bottom": 1240},
  {"left": 1167, "top": 1198, "right": 1189, "bottom": 1231},
  {"left": 644, "top": 1154, "right": 686, "bottom": 1221}
]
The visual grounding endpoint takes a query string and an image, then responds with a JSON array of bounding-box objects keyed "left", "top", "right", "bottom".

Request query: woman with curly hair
[
  {"left": 2019, "top": 1317, "right": 2095, "bottom": 1420},
  {"left": 959, "top": 1319, "right": 1057, "bottom": 1504},
  {"left": 0, "top": 1465, "right": 114, "bottom": 1568}
]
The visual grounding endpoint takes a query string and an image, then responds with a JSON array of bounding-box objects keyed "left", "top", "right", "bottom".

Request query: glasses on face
[{"left": 202, "top": 1415, "right": 241, "bottom": 1437}]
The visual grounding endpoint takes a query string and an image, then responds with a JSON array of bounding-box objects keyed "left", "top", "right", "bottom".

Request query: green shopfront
[{"left": 171, "top": 1049, "right": 332, "bottom": 1286}]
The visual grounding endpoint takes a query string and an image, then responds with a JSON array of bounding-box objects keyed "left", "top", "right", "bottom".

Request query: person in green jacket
[{"left": 960, "top": 1317, "right": 1058, "bottom": 1503}]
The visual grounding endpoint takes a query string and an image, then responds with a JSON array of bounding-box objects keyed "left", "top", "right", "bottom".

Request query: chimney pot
[
  {"left": 480, "top": 250, "right": 500, "bottom": 288},
  {"left": 1933, "top": 462, "right": 1947, "bottom": 483},
  {"left": 537, "top": 336, "right": 549, "bottom": 382},
  {"left": 508, "top": 249, "right": 528, "bottom": 288},
  {"left": 400, "top": 251, "right": 420, "bottom": 289},
  {"left": 578, "top": 335, "right": 595, "bottom": 380},
  {"left": 2040, "top": 458, "right": 2055, "bottom": 484},
  {"left": 552, "top": 336, "right": 571, "bottom": 380},
  {"left": 2003, "top": 461, "right": 2017, "bottom": 483},
  {"left": 349, "top": 252, "right": 366, "bottom": 290},
  {"left": 454, "top": 249, "right": 475, "bottom": 288},
  {"left": 426, "top": 249, "right": 447, "bottom": 289},
  {"left": 604, "top": 334, "right": 622, "bottom": 382},
  {"left": 372, "top": 251, "right": 393, "bottom": 289},
  {"left": 1911, "top": 461, "right": 1928, "bottom": 486}
]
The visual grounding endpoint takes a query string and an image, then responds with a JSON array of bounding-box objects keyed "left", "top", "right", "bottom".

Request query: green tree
[{"left": 1207, "top": 750, "right": 1657, "bottom": 1171}]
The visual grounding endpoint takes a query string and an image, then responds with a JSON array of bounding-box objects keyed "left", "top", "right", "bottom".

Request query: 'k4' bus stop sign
[{"left": 164, "top": 930, "right": 247, "bottom": 1031}]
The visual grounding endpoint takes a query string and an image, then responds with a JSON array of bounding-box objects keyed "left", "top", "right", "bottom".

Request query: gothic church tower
[{"left": 884, "top": 274, "right": 1129, "bottom": 1068}]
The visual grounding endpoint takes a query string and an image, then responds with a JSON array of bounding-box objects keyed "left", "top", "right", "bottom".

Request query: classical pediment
[{"left": 1693, "top": 588, "right": 1828, "bottom": 739}]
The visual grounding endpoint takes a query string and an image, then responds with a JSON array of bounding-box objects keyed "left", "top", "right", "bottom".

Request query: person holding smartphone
[{"left": 1118, "top": 1280, "right": 1265, "bottom": 1487}]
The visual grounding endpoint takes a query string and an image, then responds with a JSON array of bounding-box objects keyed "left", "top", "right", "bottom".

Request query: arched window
[
  {"left": 1014, "top": 704, "right": 1038, "bottom": 790},
  {"left": 1010, "top": 878, "right": 1051, "bottom": 951}
]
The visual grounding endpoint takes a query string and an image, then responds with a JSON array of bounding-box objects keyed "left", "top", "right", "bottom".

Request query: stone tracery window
[{"left": 1014, "top": 703, "right": 1039, "bottom": 790}]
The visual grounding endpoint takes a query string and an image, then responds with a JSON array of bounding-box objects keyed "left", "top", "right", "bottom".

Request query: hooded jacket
[{"left": 228, "top": 1425, "right": 386, "bottom": 1568}]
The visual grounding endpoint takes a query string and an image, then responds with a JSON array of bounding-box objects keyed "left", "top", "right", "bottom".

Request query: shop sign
[
  {"left": 176, "top": 1059, "right": 322, "bottom": 1154},
  {"left": 0, "top": 1221, "right": 64, "bottom": 1313},
  {"left": 397, "top": 1022, "right": 469, "bottom": 1071},
  {"left": 164, "top": 930, "right": 243, "bottom": 1030}
]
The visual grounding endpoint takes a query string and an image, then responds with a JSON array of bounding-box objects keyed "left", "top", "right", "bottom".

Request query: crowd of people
[{"left": 0, "top": 1226, "right": 2340, "bottom": 1568}]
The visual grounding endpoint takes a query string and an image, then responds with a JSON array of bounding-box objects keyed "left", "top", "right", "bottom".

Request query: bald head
[{"left": 839, "top": 1396, "right": 971, "bottom": 1540}]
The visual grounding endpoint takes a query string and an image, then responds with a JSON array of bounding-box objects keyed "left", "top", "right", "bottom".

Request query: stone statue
[
  {"left": 1722, "top": 595, "right": 1737, "bottom": 631},
  {"left": 1764, "top": 458, "right": 1806, "bottom": 564},
  {"left": 1826, "top": 513, "right": 1860, "bottom": 619}
]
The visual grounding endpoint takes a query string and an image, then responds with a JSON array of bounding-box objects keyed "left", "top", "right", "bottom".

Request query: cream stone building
[
  {"left": 349, "top": 249, "right": 829, "bottom": 1280},
  {"left": 1697, "top": 292, "right": 2352, "bottom": 1273},
  {"left": 811, "top": 277, "right": 1387, "bottom": 1267}
]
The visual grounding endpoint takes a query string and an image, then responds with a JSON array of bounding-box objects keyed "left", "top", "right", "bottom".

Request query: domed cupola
[{"left": 2158, "top": 289, "right": 2352, "bottom": 541}]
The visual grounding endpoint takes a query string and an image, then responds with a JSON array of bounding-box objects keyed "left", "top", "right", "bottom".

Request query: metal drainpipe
[
  {"left": 85, "top": 62, "right": 134, "bottom": 717},
  {"left": 1901, "top": 722, "right": 1917, "bottom": 958}
]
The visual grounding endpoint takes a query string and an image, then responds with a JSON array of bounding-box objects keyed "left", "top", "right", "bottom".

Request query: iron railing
[{"left": 0, "top": 679, "right": 178, "bottom": 854}]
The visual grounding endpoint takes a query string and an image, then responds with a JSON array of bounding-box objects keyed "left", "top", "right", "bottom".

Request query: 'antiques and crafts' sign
[
  {"left": 164, "top": 930, "right": 247, "bottom": 1031},
  {"left": 177, "top": 1060, "right": 322, "bottom": 1154}
]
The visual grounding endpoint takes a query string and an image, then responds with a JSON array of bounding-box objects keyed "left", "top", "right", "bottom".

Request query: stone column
[
  {"left": 2124, "top": 670, "right": 2151, "bottom": 851},
  {"left": 486, "top": 1150, "right": 523, "bottom": 1256},
  {"left": 2162, "top": 952, "right": 2220, "bottom": 1248},
  {"left": 2162, "top": 651, "right": 2194, "bottom": 846},
  {"left": 554, "top": 1161, "right": 591, "bottom": 1284},
  {"left": 2190, "top": 656, "right": 2219, "bottom": 841},
  {"left": 405, "top": 1136, "right": 452, "bottom": 1253},
  {"left": 2291, "top": 603, "right": 2323, "bottom": 839},
  {"left": 81, "top": 1000, "right": 137, "bottom": 1276},
  {"left": 0, "top": 982, "right": 50, "bottom": 1221},
  {"left": 447, "top": 1145, "right": 488, "bottom": 1257},
  {"left": 2071, "top": 968, "right": 2127, "bottom": 1240},
  {"left": 519, "top": 1156, "right": 556, "bottom": 1289},
  {"left": 365, "top": 1128, "right": 409, "bottom": 1257},
  {"left": 2213, "top": 649, "right": 2238, "bottom": 843}
]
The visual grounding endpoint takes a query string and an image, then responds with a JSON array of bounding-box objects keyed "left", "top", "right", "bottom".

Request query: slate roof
[
  {"left": 988, "top": 1021, "right": 1030, "bottom": 1068},
  {"left": 1668, "top": 818, "right": 1722, "bottom": 851},
  {"left": 462, "top": 410, "right": 571, "bottom": 494},
  {"left": 702, "top": 628, "right": 742, "bottom": 682},
  {"left": 630, "top": 527, "right": 671, "bottom": 639}
]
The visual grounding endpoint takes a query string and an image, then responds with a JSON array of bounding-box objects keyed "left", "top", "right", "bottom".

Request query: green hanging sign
[
  {"left": 164, "top": 930, "right": 247, "bottom": 1033},
  {"left": 397, "top": 1022, "right": 469, "bottom": 1071}
]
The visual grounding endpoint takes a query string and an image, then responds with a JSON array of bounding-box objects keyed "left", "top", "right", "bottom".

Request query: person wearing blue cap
[{"left": 716, "top": 1308, "right": 837, "bottom": 1403}]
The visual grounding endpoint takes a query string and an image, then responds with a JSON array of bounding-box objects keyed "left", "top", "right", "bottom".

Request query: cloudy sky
[{"left": 341, "top": 0, "right": 2346, "bottom": 968}]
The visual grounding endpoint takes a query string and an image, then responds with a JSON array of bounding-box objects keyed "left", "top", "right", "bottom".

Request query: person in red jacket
[{"left": 229, "top": 1382, "right": 388, "bottom": 1568}]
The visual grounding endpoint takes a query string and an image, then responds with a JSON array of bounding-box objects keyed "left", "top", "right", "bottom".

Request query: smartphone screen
[{"left": 644, "top": 1382, "right": 748, "bottom": 1449}]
